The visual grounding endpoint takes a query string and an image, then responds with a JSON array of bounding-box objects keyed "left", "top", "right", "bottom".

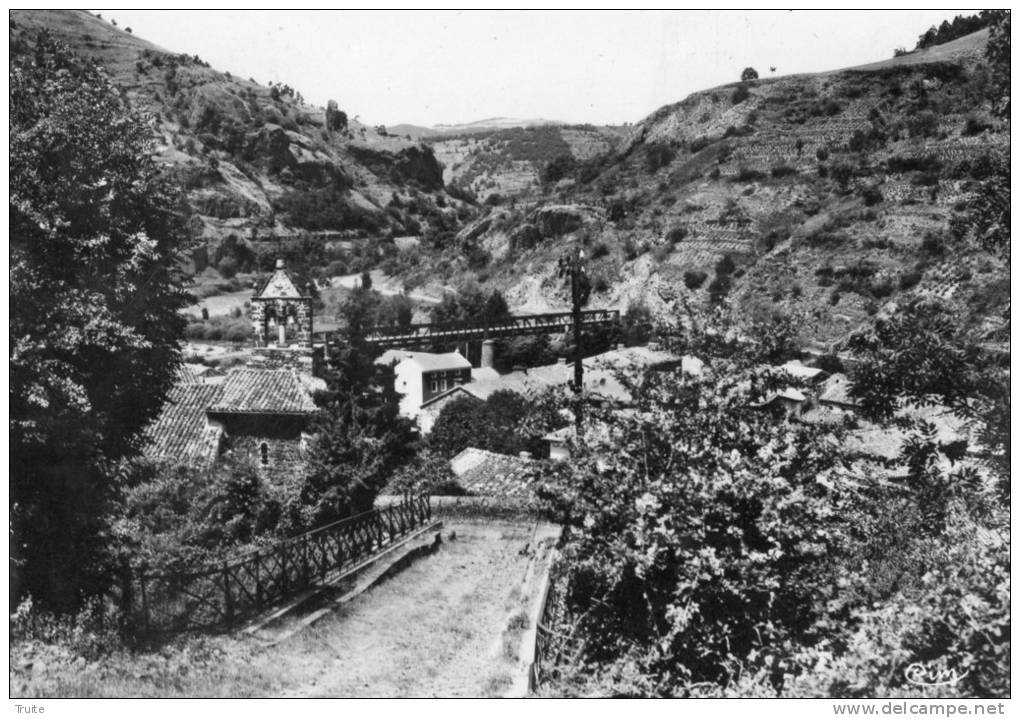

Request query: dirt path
[{"left": 276, "top": 521, "right": 535, "bottom": 697}]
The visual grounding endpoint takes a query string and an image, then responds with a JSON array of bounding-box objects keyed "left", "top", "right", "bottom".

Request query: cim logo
[{"left": 905, "top": 662, "right": 970, "bottom": 687}]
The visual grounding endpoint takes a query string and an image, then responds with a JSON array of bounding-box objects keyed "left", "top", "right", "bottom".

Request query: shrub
[
  {"left": 770, "top": 164, "right": 798, "bottom": 178},
  {"left": 217, "top": 256, "right": 239, "bottom": 278},
  {"left": 689, "top": 136, "right": 712, "bottom": 153},
  {"left": 590, "top": 242, "right": 611, "bottom": 260},
  {"left": 665, "top": 225, "right": 688, "bottom": 245},
  {"left": 714, "top": 254, "right": 736, "bottom": 276},
  {"left": 963, "top": 112, "right": 993, "bottom": 136},
  {"left": 921, "top": 231, "right": 945, "bottom": 256},
  {"left": 707, "top": 274, "right": 732, "bottom": 303},
  {"left": 860, "top": 184, "right": 884, "bottom": 206},
  {"left": 816, "top": 147, "right": 830, "bottom": 162},
  {"left": 684, "top": 270, "right": 708, "bottom": 290},
  {"left": 830, "top": 162, "right": 854, "bottom": 187},
  {"left": 899, "top": 270, "right": 922, "bottom": 290},
  {"left": 732, "top": 166, "right": 766, "bottom": 183},
  {"left": 645, "top": 143, "right": 676, "bottom": 172},
  {"left": 887, "top": 154, "right": 941, "bottom": 174},
  {"left": 907, "top": 111, "right": 939, "bottom": 138},
  {"left": 740, "top": 67, "right": 758, "bottom": 81},
  {"left": 731, "top": 85, "right": 750, "bottom": 104}
]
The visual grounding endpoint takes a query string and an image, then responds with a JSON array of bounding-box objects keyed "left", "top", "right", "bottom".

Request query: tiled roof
[
  {"left": 209, "top": 368, "right": 321, "bottom": 415},
  {"left": 450, "top": 447, "right": 536, "bottom": 498},
  {"left": 142, "top": 383, "right": 223, "bottom": 466}
]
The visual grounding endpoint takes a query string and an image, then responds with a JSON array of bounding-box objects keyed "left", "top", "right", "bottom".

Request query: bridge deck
[{"left": 322, "top": 310, "right": 619, "bottom": 350}]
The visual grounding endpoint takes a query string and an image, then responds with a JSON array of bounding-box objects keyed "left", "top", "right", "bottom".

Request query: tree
[
  {"left": 740, "top": 66, "right": 759, "bottom": 82},
  {"left": 304, "top": 285, "right": 415, "bottom": 526},
  {"left": 360, "top": 269, "right": 372, "bottom": 290},
  {"left": 427, "top": 389, "right": 547, "bottom": 458},
  {"left": 10, "top": 32, "right": 192, "bottom": 610},
  {"left": 532, "top": 363, "right": 856, "bottom": 692}
]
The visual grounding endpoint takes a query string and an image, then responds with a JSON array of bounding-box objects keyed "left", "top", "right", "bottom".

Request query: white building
[{"left": 375, "top": 350, "right": 473, "bottom": 421}]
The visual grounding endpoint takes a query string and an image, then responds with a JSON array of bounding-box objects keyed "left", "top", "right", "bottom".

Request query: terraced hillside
[{"left": 455, "top": 28, "right": 1009, "bottom": 347}]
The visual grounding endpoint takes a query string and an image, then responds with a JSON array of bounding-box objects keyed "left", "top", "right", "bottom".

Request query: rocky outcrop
[
  {"left": 348, "top": 143, "right": 444, "bottom": 190},
  {"left": 532, "top": 204, "right": 604, "bottom": 237}
]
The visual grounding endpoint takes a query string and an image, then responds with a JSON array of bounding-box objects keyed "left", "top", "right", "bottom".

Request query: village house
[{"left": 375, "top": 349, "right": 474, "bottom": 423}]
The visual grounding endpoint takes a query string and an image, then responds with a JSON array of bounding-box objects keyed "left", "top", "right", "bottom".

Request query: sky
[{"left": 94, "top": 10, "right": 974, "bottom": 127}]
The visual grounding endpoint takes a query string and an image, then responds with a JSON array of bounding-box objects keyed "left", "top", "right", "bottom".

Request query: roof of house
[
  {"left": 209, "top": 368, "right": 321, "bottom": 415},
  {"left": 819, "top": 373, "right": 858, "bottom": 406},
  {"left": 450, "top": 447, "right": 536, "bottom": 498},
  {"left": 420, "top": 385, "right": 481, "bottom": 409},
  {"left": 776, "top": 360, "right": 828, "bottom": 382},
  {"left": 376, "top": 349, "right": 472, "bottom": 372},
  {"left": 142, "top": 383, "right": 223, "bottom": 466},
  {"left": 582, "top": 345, "right": 681, "bottom": 371}
]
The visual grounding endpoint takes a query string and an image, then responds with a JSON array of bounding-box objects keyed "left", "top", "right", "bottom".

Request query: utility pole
[{"left": 558, "top": 248, "right": 590, "bottom": 431}]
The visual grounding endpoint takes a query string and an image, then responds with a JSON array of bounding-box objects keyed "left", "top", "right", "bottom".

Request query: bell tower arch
[{"left": 251, "top": 258, "right": 313, "bottom": 349}]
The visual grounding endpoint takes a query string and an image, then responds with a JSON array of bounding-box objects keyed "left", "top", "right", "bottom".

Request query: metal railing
[{"left": 119, "top": 495, "right": 431, "bottom": 634}]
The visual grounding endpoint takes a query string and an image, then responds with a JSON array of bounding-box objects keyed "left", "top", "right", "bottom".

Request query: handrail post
[
  {"left": 280, "top": 545, "right": 288, "bottom": 596},
  {"left": 254, "top": 551, "right": 262, "bottom": 610},
  {"left": 222, "top": 561, "right": 234, "bottom": 627},
  {"left": 301, "top": 537, "right": 310, "bottom": 588}
]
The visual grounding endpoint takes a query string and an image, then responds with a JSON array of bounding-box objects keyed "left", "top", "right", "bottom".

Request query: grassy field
[{"left": 11, "top": 521, "right": 539, "bottom": 698}]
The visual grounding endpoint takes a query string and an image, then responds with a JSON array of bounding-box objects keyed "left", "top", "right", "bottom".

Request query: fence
[{"left": 120, "top": 495, "right": 432, "bottom": 634}]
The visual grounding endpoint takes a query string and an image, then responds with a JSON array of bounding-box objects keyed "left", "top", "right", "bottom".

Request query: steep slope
[
  {"left": 459, "top": 29, "right": 1009, "bottom": 347},
  {"left": 9, "top": 10, "right": 469, "bottom": 272}
]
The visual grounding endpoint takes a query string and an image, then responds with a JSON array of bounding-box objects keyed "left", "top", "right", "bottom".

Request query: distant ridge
[{"left": 390, "top": 117, "right": 565, "bottom": 139}]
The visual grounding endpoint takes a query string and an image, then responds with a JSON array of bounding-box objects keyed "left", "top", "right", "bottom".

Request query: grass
[{"left": 11, "top": 521, "right": 539, "bottom": 698}]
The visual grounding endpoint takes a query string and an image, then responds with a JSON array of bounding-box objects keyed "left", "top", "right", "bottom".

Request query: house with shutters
[{"left": 374, "top": 349, "right": 473, "bottom": 422}]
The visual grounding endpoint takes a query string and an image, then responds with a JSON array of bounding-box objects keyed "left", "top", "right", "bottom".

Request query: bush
[
  {"left": 770, "top": 164, "right": 798, "bottom": 178},
  {"left": 217, "top": 256, "right": 239, "bottom": 279},
  {"left": 907, "top": 111, "right": 939, "bottom": 138},
  {"left": 830, "top": 162, "right": 854, "bottom": 187},
  {"left": 714, "top": 254, "right": 736, "bottom": 276},
  {"left": 816, "top": 147, "right": 830, "bottom": 162},
  {"left": 859, "top": 184, "right": 884, "bottom": 206},
  {"left": 590, "top": 242, "right": 611, "bottom": 260},
  {"left": 645, "top": 143, "right": 676, "bottom": 172},
  {"left": 684, "top": 270, "right": 708, "bottom": 289},
  {"left": 731, "top": 85, "right": 750, "bottom": 104},
  {"left": 665, "top": 225, "right": 688, "bottom": 245},
  {"left": 921, "top": 231, "right": 945, "bottom": 256},
  {"left": 740, "top": 67, "right": 758, "bottom": 81},
  {"left": 899, "top": 270, "right": 922, "bottom": 290},
  {"left": 732, "top": 166, "right": 766, "bottom": 183},
  {"left": 707, "top": 274, "right": 732, "bottom": 303}
]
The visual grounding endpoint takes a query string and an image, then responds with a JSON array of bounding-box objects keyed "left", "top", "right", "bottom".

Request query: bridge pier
[{"left": 480, "top": 339, "right": 496, "bottom": 369}]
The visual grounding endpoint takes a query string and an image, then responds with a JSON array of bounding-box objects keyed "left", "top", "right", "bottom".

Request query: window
[
  {"left": 430, "top": 380, "right": 438, "bottom": 393},
  {"left": 455, "top": 375, "right": 464, "bottom": 386},
  {"left": 259, "top": 442, "right": 269, "bottom": 466},
  {"left": 441, "top": 378, "right": 448, "bottom": 391}
]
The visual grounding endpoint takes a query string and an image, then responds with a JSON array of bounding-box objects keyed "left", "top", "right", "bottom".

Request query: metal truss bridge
[{"left": 324, "top": 309, "right": 620, "bottom": 351}]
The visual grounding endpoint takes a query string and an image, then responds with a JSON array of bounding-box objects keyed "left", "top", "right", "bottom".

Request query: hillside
[
  {"left": 449, "top": 28, "right": 1009, "bottom": 347},
  {"left": 9, "top": 10, "right": 473, "bottom": 273},
  {"left": 10, "top": 11, "right": 1009, "bottom": 350},
  {"left": 426, "top": 124, "right": 628, "bottom": 201}
]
